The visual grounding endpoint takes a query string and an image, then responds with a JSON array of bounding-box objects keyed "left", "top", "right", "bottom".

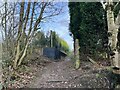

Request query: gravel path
[{"left": 27, "top": 59, "right": 111, "bottom": 88}]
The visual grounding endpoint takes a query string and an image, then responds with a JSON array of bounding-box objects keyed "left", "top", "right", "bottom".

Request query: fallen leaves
[{"left": 6, "top": 55, "right": 112, "bottom": 88}]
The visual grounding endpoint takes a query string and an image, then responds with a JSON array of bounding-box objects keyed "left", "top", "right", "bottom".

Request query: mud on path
[{"left": 26, "top": 58, "right": 110, "bottom": 88}]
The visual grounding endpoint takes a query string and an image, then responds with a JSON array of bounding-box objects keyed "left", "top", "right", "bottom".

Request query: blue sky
[{"left": 41, "top": 2, "right": 73, "bottom": 50}]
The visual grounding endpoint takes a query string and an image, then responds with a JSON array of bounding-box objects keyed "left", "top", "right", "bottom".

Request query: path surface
[{"left": 27, "top": 59, "right": 110, "bottom": 88}]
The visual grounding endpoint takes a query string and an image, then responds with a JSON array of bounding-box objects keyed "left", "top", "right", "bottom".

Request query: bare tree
[{"left": 1, "top": 1, "right": 64, "bottom": 69}]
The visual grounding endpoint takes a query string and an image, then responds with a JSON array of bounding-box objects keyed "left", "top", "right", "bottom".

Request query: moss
[{"left": 75, "top": 59, "right": 80, "bottom": 69}]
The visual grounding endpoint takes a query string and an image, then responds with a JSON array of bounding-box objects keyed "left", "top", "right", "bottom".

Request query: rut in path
[{"left": 27, "top": 59, "right": 110, "bottom": 88}]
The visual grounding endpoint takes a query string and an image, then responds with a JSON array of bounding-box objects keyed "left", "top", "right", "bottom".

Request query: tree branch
[
  {"left": 100, "top": 0, "right": 107, "bottom": 10},
  {"left": 23, "top": 2, "right": 31, "bottom": 33},
  {"left": 33, "top": 2, "right": 48, "bottom": 32},
  {"left": 115, "top": 10, "right": 120, "bottom": 28},
  {"left": 113, "top": 0, "right": 120, "bottom": 11},
  {"left": 27, "top": 2, "right": 36, "bottom": 38},
  {"left": 42, "top": 7, "right": 63, "bottom": 19},
  {"left": 17, "top": 1, "right": 25, "bottom": 42}
]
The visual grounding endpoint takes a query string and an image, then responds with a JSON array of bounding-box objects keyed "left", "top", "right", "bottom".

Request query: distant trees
[
  {"left": 33, "top": 30, "right": 70, "bottom": 54},
  {"left": 33, "top": 31, "right": 47, "bottom": 48},
  {"left": 59, "top": 38, "right": 70, "bottom": 53}
]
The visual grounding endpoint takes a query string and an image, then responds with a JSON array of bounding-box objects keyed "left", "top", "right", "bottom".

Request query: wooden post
[
  {"left": 50, "top": 30, "right": 53, "bottom": 48},
  {"left": 74, "top": 39, "right": 80, "bottom": 69}
]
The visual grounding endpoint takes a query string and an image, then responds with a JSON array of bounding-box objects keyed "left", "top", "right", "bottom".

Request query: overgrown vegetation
[
  {"left": 69, "top": 2, "right": 108, "bottom": 57},
  {"left": 68, "top": 1, "right": 120, "bottom": 68},
  {"left": 32, "top": 30, "right": 70, "bottom": 54}
]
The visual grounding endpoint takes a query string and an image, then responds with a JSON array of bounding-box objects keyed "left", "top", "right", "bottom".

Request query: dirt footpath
[{"left": 26, "top": 59, "right": 110, "bottom": 88}]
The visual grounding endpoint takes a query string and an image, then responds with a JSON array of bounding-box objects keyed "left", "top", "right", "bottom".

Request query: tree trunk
[
  {"left": 0, "top": 43, "right": 2, "bottom": 84},
  {"left": 106, "top": 1, "right": 120, "bottom": 68},
  {"left": 17, "top": 41, "right": 29, "bottom": 66},
  {"left": 13, "top": 41, "right": 20, "bottom": 69},
  {"left": 73, "top": 37, "right": 75, "bottom": 57},
  {"left": 74, "top": 39, "right": 80, "bottom": 69},
  {"left": 50, "top": 30, "right": 53, "bottom": 48}
]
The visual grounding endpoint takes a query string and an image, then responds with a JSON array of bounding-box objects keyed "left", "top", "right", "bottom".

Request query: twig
[
  {"left": 87, "top": 56, "right": 100, "bottom": 67},
  {"left": 87, "top": 56, "right": 111, "bottom": 70},
  {"left": 114, "top": 0, "right": 120, "bottom": 11}
]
